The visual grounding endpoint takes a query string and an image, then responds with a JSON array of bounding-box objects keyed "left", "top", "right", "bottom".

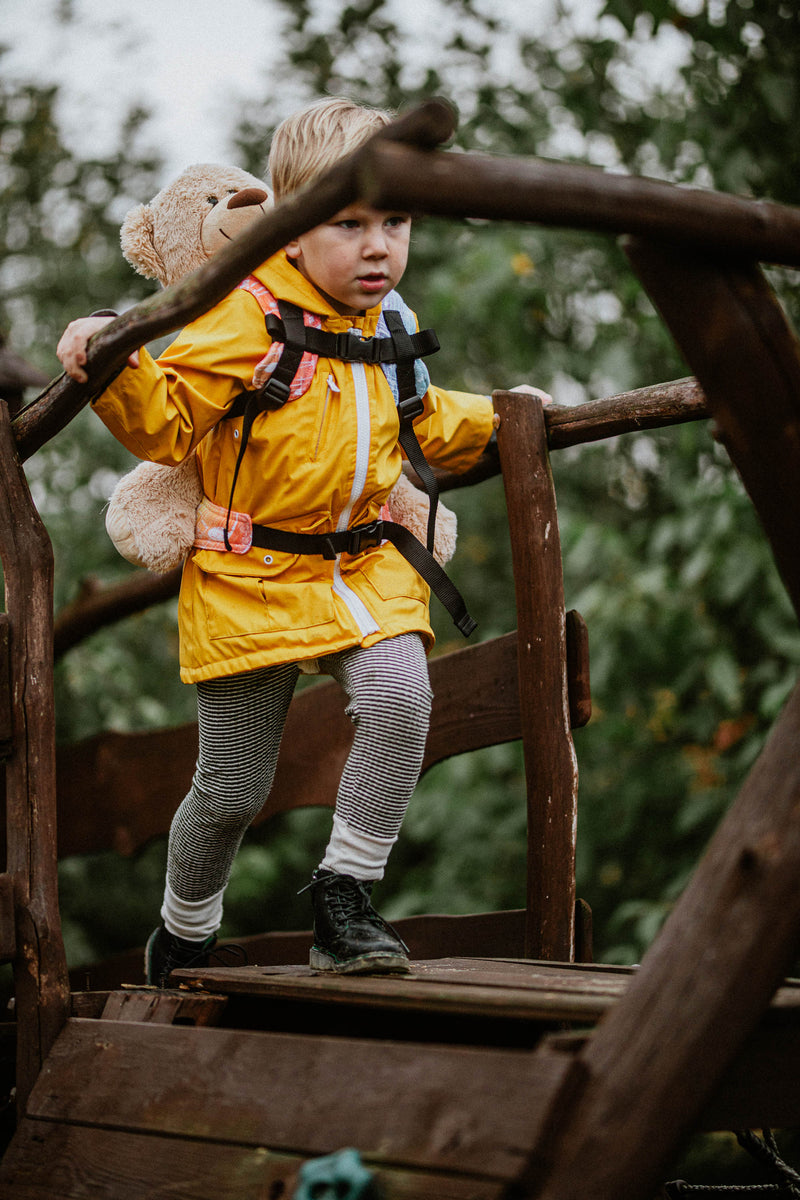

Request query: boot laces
[{"left": 326, "top": 875, "right": 374, "bottom": 926}]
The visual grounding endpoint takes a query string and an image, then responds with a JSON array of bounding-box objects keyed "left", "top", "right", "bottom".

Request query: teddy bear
[{"left": 104, "top": 162, "right": 457, "bottom": 575}]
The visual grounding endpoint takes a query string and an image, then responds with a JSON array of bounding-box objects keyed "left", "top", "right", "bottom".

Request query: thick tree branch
[
  {"left": 358, "top": 140, "right": 800, "bottom": 265},
  {"left": 14, "top": 100, "right": 456, "bottom": 463},
  {"left": 53, "top": 569, "right": 183, "bottom": 660}
]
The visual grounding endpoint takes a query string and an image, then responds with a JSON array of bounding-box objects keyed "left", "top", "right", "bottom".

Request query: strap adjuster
[
  {"left": 261, "top": 376, "right": 291, "bottom": 406},
  {"left": 397, "top": 394, "right": 424, "bottom": 422}
]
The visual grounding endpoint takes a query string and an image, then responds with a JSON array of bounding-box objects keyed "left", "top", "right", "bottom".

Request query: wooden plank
[
  {"left": 22, "top": 1018, "right": 579, "bottom": 1182},
  {"left": 171, "top": 958, "right": 632, "bottom": 1025},
  {"left": 565, "top": 611, "right": 591, "bottom": 729},
  {"left": 100, "top": 989, "right": 228, "bottom": 1026},
  {"left": 0, "top": 871, "right": 16, "bottom": 963},
  {"left": 532, "top": 678, "right": 800, "bottom": 1200},
  {"left": 0, "top": 1124, "right": 512, "bottom": 1200},
  {"left": 624, "top": 240, "right": 800, "bottom": 625},
  {"left": 0, "top": 404, "right": 70, "bottom": 1114},
  {"left": 422, "top": 633, "right": 521, "bottom": 768},
  {"left": 494, "top": 391, "right": 578, "bottom": 961}
]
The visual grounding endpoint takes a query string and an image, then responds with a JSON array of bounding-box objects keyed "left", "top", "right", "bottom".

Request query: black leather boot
[
  {"left": 144, "top": 926, "right": 217, "bottom": 987},
  {"left": 307, "top": 869, "right": 410, "bottom": 974}
]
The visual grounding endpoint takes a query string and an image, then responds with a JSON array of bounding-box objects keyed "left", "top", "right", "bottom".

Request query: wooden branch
[
  {"left": 0, "top": 405, "right": 70, "bottom": 1115},
  {"left": 359, "top": 140, "right": 800, "bottom": 266},
  {"left": 423, "top": 376, "right": 709, "bottom": 493},
  {"left": 544, "top": 376, "right": 707, "bottom": 449},
  {"left": 625, "top": 240, "right": 800, "bottom": 625},
  {"left": 13, "top": 100, "right": 456, "bottom": 462},
  {"left": 53, "top": 568, "right": 182, "bottom": 659}
]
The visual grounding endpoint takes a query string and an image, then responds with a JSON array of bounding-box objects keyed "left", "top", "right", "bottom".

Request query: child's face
[{"left": 286, "top": 202, "right": 411, "bottom": 316}]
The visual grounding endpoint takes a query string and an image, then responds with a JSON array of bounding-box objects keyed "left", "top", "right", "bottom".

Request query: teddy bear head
[{"left": 120, "top": 163, "right": 271, "bottom": 287}]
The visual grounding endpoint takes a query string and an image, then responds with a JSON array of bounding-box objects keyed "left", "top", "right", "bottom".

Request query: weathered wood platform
[{"left": 3, "top": 957, "right": 800, "bottom": 1198}]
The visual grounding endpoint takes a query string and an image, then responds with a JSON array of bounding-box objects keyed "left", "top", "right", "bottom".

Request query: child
[{"left": 58, "top": 97, "right": 550, "bottom": 984}]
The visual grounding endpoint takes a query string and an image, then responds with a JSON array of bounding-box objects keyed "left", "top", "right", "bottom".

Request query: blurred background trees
[{"left": 2, "top": 0, "right": 799, "bottom": 971}]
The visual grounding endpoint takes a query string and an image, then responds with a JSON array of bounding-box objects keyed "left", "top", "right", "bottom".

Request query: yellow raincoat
[{"left": 93, "top": 250, "right": 495, "bottom": 683}]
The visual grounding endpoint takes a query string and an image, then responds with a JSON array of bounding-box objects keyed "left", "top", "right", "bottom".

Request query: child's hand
[
  {"left": 509, "top": 383, "right": 553, "bottom": 404},
  {"left": 56, "top": 316, "right": 140, "bottom": 383}
]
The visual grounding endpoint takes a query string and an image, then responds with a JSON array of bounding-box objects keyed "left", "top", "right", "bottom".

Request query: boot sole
[{"left": 309, "top": 946, "right": 410, "bottom": 975}]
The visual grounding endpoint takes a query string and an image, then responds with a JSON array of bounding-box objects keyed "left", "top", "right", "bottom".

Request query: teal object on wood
[{"left": 293, "top": 1148, "right": 378, "bottom": 1199}]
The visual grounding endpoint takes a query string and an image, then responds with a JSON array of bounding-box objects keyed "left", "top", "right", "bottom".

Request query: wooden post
[
  {"left": 530, "top": 679, "right": 800, "bottom": 1200},
  {"left": 0, "top": 404, "right": 69, "bottom": 1115},
  {"left": 624, "top": 239, "right": 800, "bottom": 620},
  {"left": 494, "top": 391, "right": 578, "bottom": 962},
  {"left": 524, "top": 247, "right": 800, "bottom": 1199}
]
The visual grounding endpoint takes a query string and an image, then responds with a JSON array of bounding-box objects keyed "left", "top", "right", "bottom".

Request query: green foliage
[
  {"left": 4, "top": 2, "right": 800, "bottom": 977},
  {"left": 0, "top": 71, "right": 161, "bottom": 373}
]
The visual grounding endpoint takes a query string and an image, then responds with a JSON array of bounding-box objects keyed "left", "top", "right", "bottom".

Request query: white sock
[
  {"left": 161, "top": 880, "right": 225, "bottom": 942},
  {"left": 320, "top": 814, "right": 397, "bottom": 881}
]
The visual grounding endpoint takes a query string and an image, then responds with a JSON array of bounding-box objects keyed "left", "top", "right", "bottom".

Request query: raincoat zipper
[{"left": 331, "top": 359, "right": 379, "bottom": 638}]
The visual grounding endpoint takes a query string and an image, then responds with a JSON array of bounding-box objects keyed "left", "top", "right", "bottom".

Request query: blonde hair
[{"left": 268, "top": 97, "right": 393, "bottom": 201}]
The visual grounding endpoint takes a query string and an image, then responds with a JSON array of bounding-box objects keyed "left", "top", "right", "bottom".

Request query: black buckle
[
  {"left": 261, "top": 376, "right": 291, "bottom": 406},
  {"left": 345, "top": 520, "right": 384, "bottom": 556},
  {"left": 397, "top": 394, "right": 425, "bottom": 422},
  {"left": 335, "top": 331, "right": 363, "bottom": 360}
]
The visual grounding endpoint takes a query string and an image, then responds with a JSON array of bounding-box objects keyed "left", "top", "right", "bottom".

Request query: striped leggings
[{"left": 165, "top": 633, "right": 432, "bottom": 925}]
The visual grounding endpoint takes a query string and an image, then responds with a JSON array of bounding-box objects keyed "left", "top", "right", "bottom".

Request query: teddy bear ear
[{"left": 120, "top": 203, "right": 166, "bottom": 284}]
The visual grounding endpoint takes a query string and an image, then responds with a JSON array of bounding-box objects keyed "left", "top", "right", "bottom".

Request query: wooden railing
[{"left": 3, "top": 98, "right": 800, "bottom": 1200}]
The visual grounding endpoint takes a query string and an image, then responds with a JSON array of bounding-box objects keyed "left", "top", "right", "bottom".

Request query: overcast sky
[{"left": 3, "top": 0, "right": 288, "bottom": 178}]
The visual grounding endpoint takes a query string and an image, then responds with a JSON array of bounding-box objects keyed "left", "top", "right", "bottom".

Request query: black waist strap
[{"left": 250, "top": 519, "right": 476, "bottom": 638}]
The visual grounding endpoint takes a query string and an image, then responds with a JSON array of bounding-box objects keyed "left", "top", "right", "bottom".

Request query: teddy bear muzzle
[
  {"left": 227, "top": 187, "right": 270, "bottom": 209},
  {"left": 201, "top": 187, "right": 272, "bottom": 256}
]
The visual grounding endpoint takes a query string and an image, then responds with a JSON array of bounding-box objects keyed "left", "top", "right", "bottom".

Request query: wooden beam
[
  {"left": 544, "top": 377, "right": 707, "bottom": 450},
  {"left": 523, "top": 242, "right": 800, "bottom": 1200},
  {"left": 624, "top": 240, "right": 800, "bottom": 624},
  {"left": 494, "top": 390, "right": 578, "bottom": 961},
  {"left": 0, "top": 872, "right": 16, "bottom": 964},
  {"left": 0, "top": 405, "right": 69, "bottom": 1115},
  {"left": 359, "top": 140, "right": 800, "bottom": 266},
  {"left": 529, "top": 677, "right": 800, "bottom": 1200},
  {"left": 15, "top": 1018, "right": 581, "bottom": 1183}
]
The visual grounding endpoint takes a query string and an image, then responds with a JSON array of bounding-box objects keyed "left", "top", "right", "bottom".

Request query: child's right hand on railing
[{"left": 56, "top": 315, "right": 140, "bottom": 384}]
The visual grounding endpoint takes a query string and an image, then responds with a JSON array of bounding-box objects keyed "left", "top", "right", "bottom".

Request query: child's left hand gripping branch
[
  {"left": 57, "top": 315, "right": 140, "bottom": 384},
  {"left": 509, "top": 383, "right": 552, "bottom": 402},
  {"left": 492, "top": 382, "right": 553, "bottom": 429}
]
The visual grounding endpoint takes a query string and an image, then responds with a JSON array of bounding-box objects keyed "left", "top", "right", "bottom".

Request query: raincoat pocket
[{"left": 202, "top": 554, "right": 336, "bottom": 641}]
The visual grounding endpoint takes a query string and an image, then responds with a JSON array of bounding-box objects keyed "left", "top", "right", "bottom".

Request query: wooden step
[
  {"left": 0, "top": 1016, "right": 580, "bottom": 1199},
  {"left": 172, "top": 956, "right": 634, "bottom": 1025}
]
